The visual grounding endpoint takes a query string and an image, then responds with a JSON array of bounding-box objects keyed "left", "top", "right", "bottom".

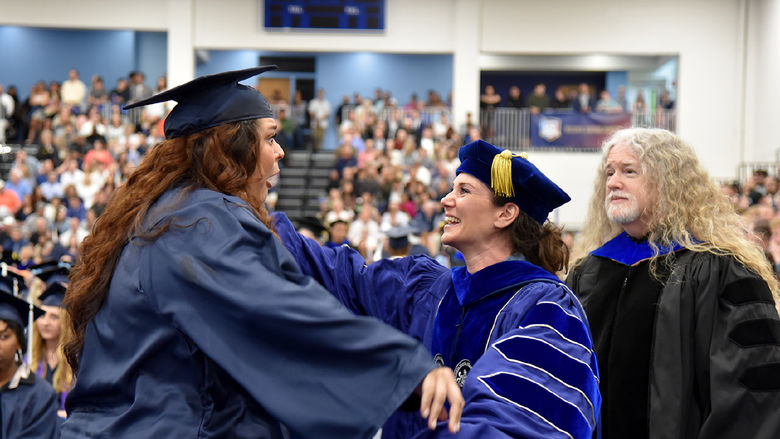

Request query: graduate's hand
[{"left": 418, "top": 366, "right": 463, "bottom": 433}]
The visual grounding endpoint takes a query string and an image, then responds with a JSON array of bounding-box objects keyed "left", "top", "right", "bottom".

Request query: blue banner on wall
[{"left": 530, "top": 112, "right": 631, "bottom": 149}]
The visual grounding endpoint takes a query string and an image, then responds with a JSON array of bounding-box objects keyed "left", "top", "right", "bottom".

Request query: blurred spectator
[
  {"left": 308, "top": 88, "right": 330, "bottom": 151},
  {"left": 572, "top": 82, "right": 596, "bottom": 113},
  {"left": 479, "top": 85, "right": 500, "bottom": 137},
  {"left": 5, "top": 169, "right": 31, "bottom": 201},
  {"left": 404, "top": 93, "right": 420, "bottom": 112},
  {"left": 616, "top": 85, "right": 628, "bottom": 111},
  {"left": 275, "top": 107, "right": 294, "bottom": 149},
  {"left": 633, "top": 91, "right": 647, "bottom": 113},
  {"left": 3, "top": 223, "right": 28, "bottom": 256},
  {"left": 128, "top": 71, "right": 153, "bottom": 103},
  {"left": 348, "top": 205, "right": 381, "bottom": 260},
  {"left": 659, "top": 90, "right": 675, "bottom": 110},
  {"left": 109, "top": 77, "right": 130, "bottom": 106},
  {"left": 504, "top": 85, "right": 523, "bottom": 108},
  {"left": 526, "top": 83, "right": 550, "bottom": 115},
  {"left": 324, "top": 219, "right": 350, "bottom": 249},
  {"left": 61, "top": 69, "right": 86, "bottom": 110},
  {"left": 58, "top": 216, "right": 88, "bottom": 248},
  {"left": 64, "top": 193, "right": 86, "bottom": 222},
  {"left": 292, "top": 90, "right": 308, "bottom": 149},
  {"left": 551, "top": 89, "right": 571, "bottom": 109},
  {"left": 0, "top": 84, "right": 13, "bottom": 144},
  {"left": 88, "top": 76, "right": 109, "bottom": 110},
  {"left": 596, "top": 90, "right": 623, "bottom": 113}
]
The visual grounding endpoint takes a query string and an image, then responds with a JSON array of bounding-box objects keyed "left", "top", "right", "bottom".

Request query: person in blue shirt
[
  {"left": 60, "top": 66, "right": 463, "bottom": 439},
  {"left": 275, "top": 139, "right": 601, "bottom": 438}
]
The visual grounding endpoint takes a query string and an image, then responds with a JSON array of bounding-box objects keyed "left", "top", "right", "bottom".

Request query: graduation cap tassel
[
  {"left": 491, "top": 150, "right": 516, "bottom": 198},
  {"left": 27, "top": 302, "right": 33, "bottom": 364}
]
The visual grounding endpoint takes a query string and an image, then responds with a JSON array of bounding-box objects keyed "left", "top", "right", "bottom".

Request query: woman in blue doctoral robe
[
  {"left": 275, "top": 140, "right": 602, "bottom": 439},
  {"left": 60, "top": 67, "right": 462, "bottom": 439}
]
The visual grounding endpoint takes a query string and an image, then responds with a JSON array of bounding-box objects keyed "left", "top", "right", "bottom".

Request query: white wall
[
  {"left": 193, "top": 0, "right": 456, "bottom": 53},
  {"left": 0, "top": 0, "right": 168, "bottom": 30},
  {"left": 745, "top": 0, "right": 780, "bottom": 163}
]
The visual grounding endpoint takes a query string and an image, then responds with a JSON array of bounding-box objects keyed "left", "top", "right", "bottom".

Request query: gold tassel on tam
[{"left": 491, "top": 150, "right": 528, "bottom": 197}]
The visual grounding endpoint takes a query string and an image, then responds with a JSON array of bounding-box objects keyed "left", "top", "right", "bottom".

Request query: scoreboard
[{"left": 264, "top": 0, "right": 385, "bottom": 30}]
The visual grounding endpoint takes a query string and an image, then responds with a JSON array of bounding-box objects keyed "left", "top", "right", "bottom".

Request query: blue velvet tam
[
  {"left": 456, "top": 140, "right": 570, "bottom": 224},
  {"left": 0, "top": 291, "right": 43, "bottom": 328},
  {"left": 124, "top": 66, "right": 278, "bottom": 139}
]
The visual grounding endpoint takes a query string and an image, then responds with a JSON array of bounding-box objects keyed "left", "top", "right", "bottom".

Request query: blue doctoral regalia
[
  {"left": 274, "top": 212, "right": 601, "bottom": 439},
  {"left": 60, "top": 188, "right": 435, "bottom": 439}
]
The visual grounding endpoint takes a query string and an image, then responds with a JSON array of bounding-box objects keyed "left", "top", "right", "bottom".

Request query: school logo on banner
[{"left": 539, "top": 116, "right": 562, "bottom": 142}]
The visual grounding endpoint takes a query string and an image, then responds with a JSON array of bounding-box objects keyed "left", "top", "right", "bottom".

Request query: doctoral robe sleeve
[
  {"left": 417, "top": 283, "right": 601, "bottom": 439},
  {"left": 139, "top": 200, "right": 435, "bottom": 439},
  {"left": 273, "top": 212, "right": 447, "bottom": 334},
  {"left": 679, "top": 255, "right": 780, "bottom": 438}
]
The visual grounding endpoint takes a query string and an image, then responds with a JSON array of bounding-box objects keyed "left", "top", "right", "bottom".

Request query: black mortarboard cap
[
  {"left": 296, "top": 216, "right": 327, "bottom": 237},
  {"left": 38, "top": 278, "right": 67, "bottom": 308},
  {"left": 0, "top": 270, "right": 26, "bottom": 296},
  {"left": 30, "top": 260, "right": 71, "bottom": 308},
  {"left": 386, "top": 225, "right": 412, "bottom": 250},
  {"left": 123, "top": 66, "right": 278, "bottom": 139},
  {"left": 1, "top": 249, "right": 19, "bottom": 265},
  {"left": 0, "top": 291, "right": 43, "bottom": 328}
]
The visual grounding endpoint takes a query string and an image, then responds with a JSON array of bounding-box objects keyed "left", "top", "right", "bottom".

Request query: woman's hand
[{"left": 418, "top": 367, "right": 464, "bottom": 433}]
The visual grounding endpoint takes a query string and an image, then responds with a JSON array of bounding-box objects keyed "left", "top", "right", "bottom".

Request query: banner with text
[{"left": 530, "top": 112, "right": 631, "bottom": 149}]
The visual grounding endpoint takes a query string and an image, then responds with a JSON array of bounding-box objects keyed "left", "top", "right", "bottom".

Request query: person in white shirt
[
  {"left": 61, "top": 69, "right": 87, "bottom": 110},
  {"left": 0, "top": 84, "right": 14, "bottom": 144},
  {"left": 307, "top": 88, "right": 331, "bottom": 151}
]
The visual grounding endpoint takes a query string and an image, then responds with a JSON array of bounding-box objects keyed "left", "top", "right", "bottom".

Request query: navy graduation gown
[
  {"left": 61, "top": 189, "right": 435, "bottom": 439},
  {"left": 275, "top": 213, "right": 601, "bottom": 439},
  {"left": 0, "top": 365, "right": 60, "bottom": 439}
]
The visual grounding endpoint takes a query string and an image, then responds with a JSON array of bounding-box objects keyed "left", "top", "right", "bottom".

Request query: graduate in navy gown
[
  {"left": 275, "top": 140, "right": 601, "bottom": 438},
  {"left": 60, "top": 66, "right": 463, "bottom": 439},
  {"left": 0, "top": 287, "right": 59, "bottom": 439}
]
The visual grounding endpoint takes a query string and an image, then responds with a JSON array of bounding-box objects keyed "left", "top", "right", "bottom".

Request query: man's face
[{"left": 604, "top": 143, "right": 655, "bottom": 237}]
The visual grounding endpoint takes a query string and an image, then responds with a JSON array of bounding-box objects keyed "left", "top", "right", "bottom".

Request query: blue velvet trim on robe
[
  {"left": 478, "top": 371, "right": 592, "bottom": 439},
  {"left": 590, "top": 231, "right": 683, "bottom": 266},
  {"left": 431, "top": 260, "right": 563, "bottom": 369},
  {"left": 492, "top": 335, "right": 599, "bottom": 423}
]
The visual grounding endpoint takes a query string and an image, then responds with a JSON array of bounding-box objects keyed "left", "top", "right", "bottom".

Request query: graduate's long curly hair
[
  {"left": 573, "top": 128, "right": 780, "bottom": 304},
  {"left": 63, "top": 119, "right": 270, "bottom": 375}
]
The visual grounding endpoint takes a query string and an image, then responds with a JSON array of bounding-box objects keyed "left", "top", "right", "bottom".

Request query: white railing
[{"left": 480, "top": 108, "right": 677, "bottom": 150}]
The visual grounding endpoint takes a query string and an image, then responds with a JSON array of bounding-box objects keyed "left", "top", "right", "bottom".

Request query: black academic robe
[
  {"left": 61, "top": 188, "right": 434, "bottom": 439},
  {"left": 568, "top": 232, "right": 780, "bottom": 439}
]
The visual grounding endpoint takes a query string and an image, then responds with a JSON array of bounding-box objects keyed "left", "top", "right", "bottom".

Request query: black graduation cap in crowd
[
  {"left": 0, "top": 270, "right": 27, "bottom": 296},
  {"left": 30, "top": 260, "right": 71, "bottom": 308},
  {"left": 124, "top": 66, "right": 278, "bottom": 139},
  {"left": 296, "top": 216, "right": 327, "bottom": 238},
  {"left": 386, "top": 225, "right": 414, "bottom": 250},
  {"left": 1, "top": 249, "right": 19, "bottom": 266},
  {"left": 0, "top": 290, "right": 44, "bottom": 328}
]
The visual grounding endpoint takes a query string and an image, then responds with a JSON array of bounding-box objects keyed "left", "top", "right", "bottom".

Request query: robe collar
[
  {"left": 590, "top": 231, "right": 684, "bottom": 266},
  {"left": 451, "top": 260, "right": 560, "bottom": 307}
]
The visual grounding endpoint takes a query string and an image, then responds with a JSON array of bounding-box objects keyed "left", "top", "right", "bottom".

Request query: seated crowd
[{"left": 0, "top": 68, "right": 772, "bottom": 437}]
